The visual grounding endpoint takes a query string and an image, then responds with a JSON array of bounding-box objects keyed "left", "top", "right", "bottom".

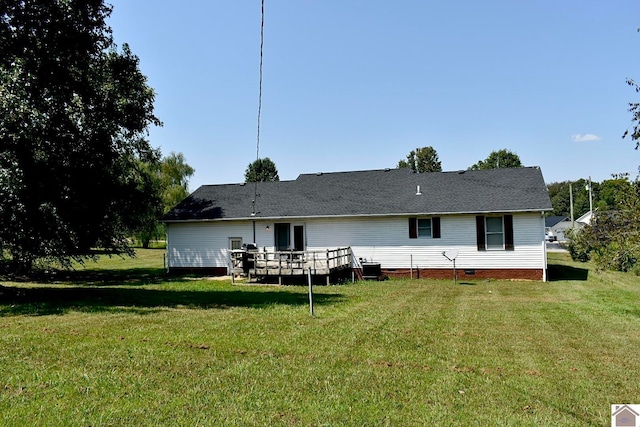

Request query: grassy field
[{"left": 1, "top": 250, "right": 638, "bottom": 426}]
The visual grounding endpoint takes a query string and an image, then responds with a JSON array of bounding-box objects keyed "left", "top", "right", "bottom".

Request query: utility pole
[
  {"left": 587, "top": 176, "right": 593, "bottom": 214},
  {"left": 569, "top": 182, "right": 574, "bottom": 228}
]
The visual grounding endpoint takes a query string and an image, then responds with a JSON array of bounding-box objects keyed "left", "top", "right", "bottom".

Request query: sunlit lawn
[{"left": 1, "top": 249, "right": 638, "bottom": 425}]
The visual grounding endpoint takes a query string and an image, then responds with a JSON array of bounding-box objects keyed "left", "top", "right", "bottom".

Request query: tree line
[
  {"left": 396, "top": 147, "right": 523, "bottom": 173},
  {"left": 246, "top": 147, "right": 524, "bottom": 186}
]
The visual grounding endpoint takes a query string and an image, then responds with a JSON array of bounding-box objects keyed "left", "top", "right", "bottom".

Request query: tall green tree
[
  {"left": 469, "top": 149, "right": 523, "bottom": 170},
  {"left": 133, "top": 152, "right": 195, "bottom": 249},
  {"left": 245, "top": 157, "right": 279, "bottom": 182},
  {"left": 159, "top": 152, "right": 195, "bottom": 211},
  {"left": 0, "top": 1, "right": 161, "bottom": 271},
  {"left": 397, "top": 146, "right": 442, "bottom": 173}
]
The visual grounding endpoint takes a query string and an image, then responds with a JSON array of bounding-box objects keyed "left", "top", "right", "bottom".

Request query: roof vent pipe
[{"left": 416, "top": 185, "right": 422, "bottom": 196}]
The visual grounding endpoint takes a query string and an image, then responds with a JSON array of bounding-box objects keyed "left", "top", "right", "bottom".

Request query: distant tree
[
  {"left": 160, "top": 152, "right": 195, "bottom": 211},
  {"left": 245, "top": 157, "right": 279, "bottom": 182},
  {"left": 133, "top": 152, "right": 195, "bottom": 248},
  {"left": 397, "top": 146, "right": 442, "bottom": 173},
  {"left": 546, "top": 179, "right": 595, "bottom": 218},
  {"left": 596, "top": 176, "right": 632, "bottom": 212},
  {"left": 0, "top": 0, "right": 161, "bottom": 271},
  {"left": 469, "top": 149, "right": 523, "bottom": 170},
  {"left": 547, "top": 176, "right": 632, "bottom": 220}
]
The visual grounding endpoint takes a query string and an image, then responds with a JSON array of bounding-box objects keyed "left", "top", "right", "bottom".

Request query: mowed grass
[{"left": 1, "top": 250, "right": 639, "bottom": 426}]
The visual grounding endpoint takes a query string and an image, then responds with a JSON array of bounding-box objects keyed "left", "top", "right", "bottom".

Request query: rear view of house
[{"left": 163, "top": 167, "right": 552, "bottom": 282}]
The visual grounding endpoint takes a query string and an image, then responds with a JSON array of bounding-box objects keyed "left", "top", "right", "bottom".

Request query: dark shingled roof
[
  {"left": 545, "top": 215, "right": 569, "bottom": 228},
  {"left": 163, "top": 167, "right": 552, "bottom": 222}
]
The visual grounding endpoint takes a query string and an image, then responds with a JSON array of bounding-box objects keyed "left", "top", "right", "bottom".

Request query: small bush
[{"left": 567, "top": 227, "right": 593, "bottom": 262}]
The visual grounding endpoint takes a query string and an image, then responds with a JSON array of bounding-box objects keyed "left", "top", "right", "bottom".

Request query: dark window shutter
[
  {"left": 476, "top": 215, "right": 486, "bottom": 251},
  {"left": 504, "top": 214, "right": 514, "bottom": 250},
  {"left": 409, "top": 218, "right": 417, "bottom": 239},
  {"left": 432, "top": 217, "right": 441, "bottom": 239}
]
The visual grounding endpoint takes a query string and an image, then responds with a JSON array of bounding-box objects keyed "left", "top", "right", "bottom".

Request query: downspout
[
  {"left": 542, "top": 212, "right": 548, "bottom": 282},
  {"left": 253, "top": 221, "right": 256, "bottom": 244},
  {"left": 165, "top": 223, "right": 170, "bottom": 273}
]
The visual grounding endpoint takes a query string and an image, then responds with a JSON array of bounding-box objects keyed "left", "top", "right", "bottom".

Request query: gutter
[{"left": 163, "top": 208, "right": 553, "bottom": 224}]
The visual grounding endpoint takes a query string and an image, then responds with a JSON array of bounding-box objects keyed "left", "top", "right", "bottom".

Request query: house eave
[{"left": 163, "top": 208, "right": 551, "bottom": 224}]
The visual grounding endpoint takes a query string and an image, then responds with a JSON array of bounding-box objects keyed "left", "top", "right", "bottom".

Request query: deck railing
[{"left": 231, "top": 247, "right": 352, "bottom": 283}]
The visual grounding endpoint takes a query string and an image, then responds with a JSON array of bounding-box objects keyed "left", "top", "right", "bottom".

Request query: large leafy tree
[
  {"left": 469, "top": 149, "right": 523, "bottom": 170},
  {"left": 397, "top": 146, "right": 442, "bottom": 173},
  {"left": 0, "top": 1, "right": 161, "bottom": 271},
  {"left": 245, "top": 157, "right": 279, "bottom": 182}
]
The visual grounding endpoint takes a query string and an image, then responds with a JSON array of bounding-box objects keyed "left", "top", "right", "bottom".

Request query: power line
[{"left": 252, "top": 0, "right": 265, "bottom": 216}]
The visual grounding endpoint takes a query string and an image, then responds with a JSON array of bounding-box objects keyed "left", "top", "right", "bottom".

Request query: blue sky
[{"left": 107, "top": 0, "right": 640, "bottom": 191}]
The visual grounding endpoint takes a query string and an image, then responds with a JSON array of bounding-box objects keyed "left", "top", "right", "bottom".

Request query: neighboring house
[
  {"left": 576, "top": 210, "right": 593, "bottom": 227},
  {"left": 544, "top": 215, "right": 572, "bottom": 242},
  {"left": 163, "top": 167, "right": 553, "bottom": 281}
]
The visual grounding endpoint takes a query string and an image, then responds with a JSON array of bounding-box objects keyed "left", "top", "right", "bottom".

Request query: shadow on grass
[
  {"left": 547, "top": 263, "right": 589, "bottom": 281},
  {"left": 3, "top": 267, "right": 185, "bottom": 287},
  {"left": 0, "top": 284, "right": 344, "bottom": 316}
]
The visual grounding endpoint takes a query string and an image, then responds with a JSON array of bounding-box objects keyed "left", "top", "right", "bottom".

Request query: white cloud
[{"left": 571, "top": 134, "right": 602, "bottom": 142}]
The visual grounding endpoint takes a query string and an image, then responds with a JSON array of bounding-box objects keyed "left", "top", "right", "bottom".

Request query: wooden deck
[{"left": 231, "top": 247, "right": 353, "bottom": 285}]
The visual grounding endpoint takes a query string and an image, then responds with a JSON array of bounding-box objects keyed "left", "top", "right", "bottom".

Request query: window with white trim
[{"left": 229, "top": 237, "right": 243, "bottom": 250}]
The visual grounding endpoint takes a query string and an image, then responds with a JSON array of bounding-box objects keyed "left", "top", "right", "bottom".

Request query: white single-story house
[
  {"left": 544, "top": 216, "right": 572, "bottom": 242},
  {"left": 162, "top": 167, "right": 553, "bottom": 281}
]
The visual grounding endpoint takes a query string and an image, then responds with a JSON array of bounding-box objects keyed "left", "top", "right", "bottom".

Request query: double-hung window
[
  {"left": 409, "top": 217, "right": 441, "bottom": 239},
  {"left": 485, "top": 217, "right": 504, "bottom": 250},
  {"left": 417, "top": 218, "right": 432, "bottom": 237},
  {"left": 476, "top": 215, "right": 514, "bottom": 251}
]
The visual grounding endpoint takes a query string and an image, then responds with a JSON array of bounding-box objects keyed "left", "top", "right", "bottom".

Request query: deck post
[
  {"left": 326, "top": 249, "right": 330, "bottom": 273},
  {"left": 313, "top": 252, "right": 317, "bottom": 276}
]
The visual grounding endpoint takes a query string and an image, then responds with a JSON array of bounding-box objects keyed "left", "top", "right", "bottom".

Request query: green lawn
[{"left": 1, "top": 250, "right": 638, "bottom": 426}]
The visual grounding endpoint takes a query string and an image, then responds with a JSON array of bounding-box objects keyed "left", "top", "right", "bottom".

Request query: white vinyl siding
[
  {"left": 166, "top": 221, "right": 273, "bottom": 269},
  {"left": 304, "top": 213, "right": 544, "bottom": 270},
  {"left": 166, "top": 212, "right": 546, "bottom": 272}
]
